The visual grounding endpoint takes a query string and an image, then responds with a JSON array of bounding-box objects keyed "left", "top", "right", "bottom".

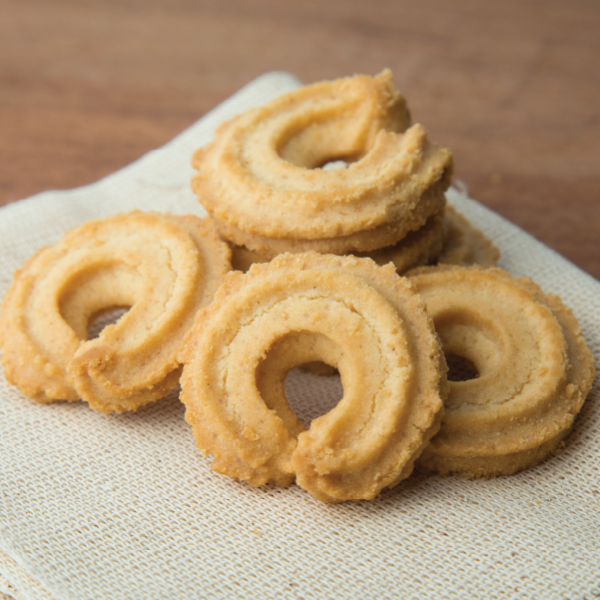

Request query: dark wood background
[{"left": 1, "top": 0, "right": 599, "bottom": 279}]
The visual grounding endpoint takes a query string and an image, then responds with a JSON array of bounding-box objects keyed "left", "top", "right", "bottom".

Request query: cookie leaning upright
[
  {"left": 180, "top": 253, "right": 448, "bottom": 503},
  {"left": 0, "top": 211, "right": 231, "bottom": 413},
  {"left": 407, "top": 265, "right": 595, "bottom": 478},
  {"left": 191, "top": 70, "right": 453, "bottom": 259},
  {"left": 437, "top": 205, "right": 500, "bottom": 267}
]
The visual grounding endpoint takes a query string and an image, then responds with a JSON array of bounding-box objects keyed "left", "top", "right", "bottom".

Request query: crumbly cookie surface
[
  {"left": 408, "top": 265, "right": 595, "bottom": 478},
  {"left": 180, "top": 252, "right": 447, "bottom": 502},
  {"left": 0, "top": 211, "right": 231, "bottom": 413},
  {"left": 192, "top": 71, "right": 452, "bottom": 248},
  {"left": 230, "top": 210, "right": 446, "bottom": 274}
]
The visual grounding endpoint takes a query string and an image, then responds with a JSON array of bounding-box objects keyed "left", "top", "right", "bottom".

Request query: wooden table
[{"left": 2, "top": 0, "right": 599, "bottom": 279}]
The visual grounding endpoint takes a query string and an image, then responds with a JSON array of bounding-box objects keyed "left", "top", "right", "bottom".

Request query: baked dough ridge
[
  {"left": 180, "top": 252, "right": 448, "bottom": 502},
  {"left": 192, "top": 70, "right": 452, "bottom": 248},
  {"left": 0, "top": 211, "right": 231, "bottom": 413},
  {"left": 408, "top": 265, "right": 595, "bottom": 478}
]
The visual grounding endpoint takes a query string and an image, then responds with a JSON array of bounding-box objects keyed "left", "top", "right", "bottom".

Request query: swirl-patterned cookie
[
  {"left": 408, "top": 265, "right": 595, "bottom": 478},
  {"left": 0, "top": 212, "right": 231, "bottom": 413},
  {"left": 180, "top": 253, "right": 447, "bottom": 502},
  {"left": 192, "top": 70, "right": 452, "bottom": 254}
]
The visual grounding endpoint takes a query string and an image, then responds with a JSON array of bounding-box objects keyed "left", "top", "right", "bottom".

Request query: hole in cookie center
[
  {"left": 255, "top": 330, "right": 346, "bottom": 431},
  {"left": 320, "top": 159, "right": 350, "bottom": 171},
  {"left": 87, "top": 306, "right": 130, "bottom": 340},
  {"left": 284, "top": 367, "right": 343, "bottom": 425},
  {"left": 277, "top": 114, "right": 367, "bottom": 169},
  {"left": 446, "top": 353, "right": 479, "bottom": 382},
  {"left": 58, "top": 262, "right": 143, "bottom": 340}
]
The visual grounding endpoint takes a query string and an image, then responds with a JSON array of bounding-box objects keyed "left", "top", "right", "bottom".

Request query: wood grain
[{"left": 1, "top": 0, "right": 599, "bottom": 278}]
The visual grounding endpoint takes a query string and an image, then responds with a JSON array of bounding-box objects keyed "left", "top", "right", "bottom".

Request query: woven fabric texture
[{"left": 0, "top": 72, "right": 598, "bottom": 600}]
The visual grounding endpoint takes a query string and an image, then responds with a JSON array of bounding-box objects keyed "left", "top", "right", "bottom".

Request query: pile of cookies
[
  {"left": 0, "top": 71, "right": 594, "bottom": 503},
  {"left": 191, "top": 70, "right": 498, "bottom": 274}
]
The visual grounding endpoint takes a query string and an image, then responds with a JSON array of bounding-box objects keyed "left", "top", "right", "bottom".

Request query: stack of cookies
[{"left": 191, "top": 70, "right": 496, "bottom": 273}]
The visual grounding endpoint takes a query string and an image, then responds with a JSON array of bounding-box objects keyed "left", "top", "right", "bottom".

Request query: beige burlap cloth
[{"left": 0, "top": 72, "right": 598, "bottom": 600}]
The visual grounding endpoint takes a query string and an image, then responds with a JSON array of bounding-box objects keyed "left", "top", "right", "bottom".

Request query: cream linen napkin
[{"left": 0, "top": 72, "right": 598, "bottom": 600}]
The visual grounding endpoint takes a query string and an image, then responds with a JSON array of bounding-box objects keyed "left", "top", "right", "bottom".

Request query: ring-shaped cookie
[
  {"left": 180, "top": 253, "right": 447, "bottom": 502},
  {"left": 192, "top": 70, "right": 452, "bottom": 248},
  {"left": 0, "top": 212, "right": 231, "bottom": 413},
  {"left": 408, "top": 265, "right": 595, "bottom": 478}
]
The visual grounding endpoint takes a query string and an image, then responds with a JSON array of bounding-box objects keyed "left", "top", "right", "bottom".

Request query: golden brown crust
[
  {"left": 230, "top": 210, "right": 446, "bottom": 274},
  {"left": 192, "top": 70, "right": 452, "bottom": 250},
  {"left": 211, "top": 177, "right": 450, "bottom": 256},
  {"left": 408, "top": 265, "right": 595, "bottom": 478},
  {"left": 0, "top": 211, "right": 231, "bottom": 413},
  {"left": 180, "top": 252, "right": 447, "bottom": 502},
  {"left": 359, "top": 209, "right": 446, "bottom": 273},
  {"left": 437, "top": 205, "right": 500, "bottom": 267}
]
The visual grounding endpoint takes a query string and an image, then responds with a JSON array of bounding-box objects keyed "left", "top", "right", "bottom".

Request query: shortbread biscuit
[
  {"left": 0, "top": 212, "right": 231, "bottom": 413},
  {"left": 180, "top": 253, "right": 447, "bottom": 502},
  {"left": 408, "top": 265, "right": 595, "bottom": 478}
]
